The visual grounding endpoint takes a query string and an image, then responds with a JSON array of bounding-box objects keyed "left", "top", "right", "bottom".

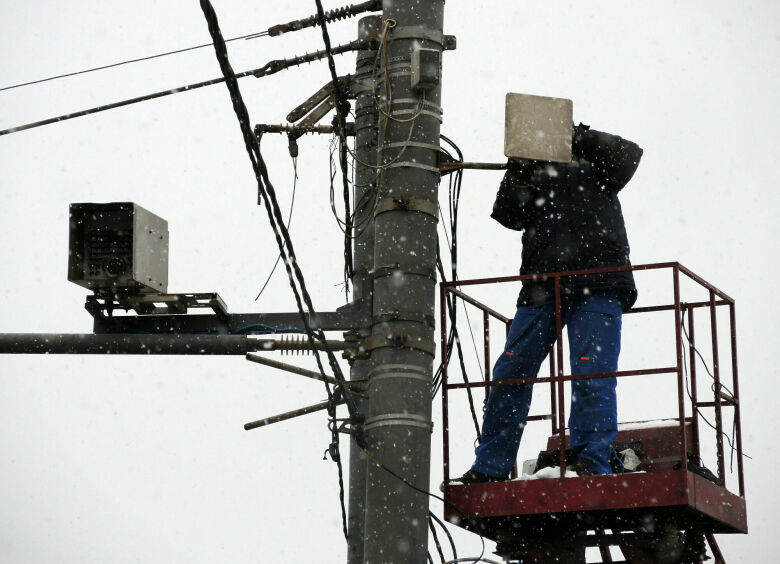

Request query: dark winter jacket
[{"left": 491, "top": 124, "right": 643, "bottom": 310}]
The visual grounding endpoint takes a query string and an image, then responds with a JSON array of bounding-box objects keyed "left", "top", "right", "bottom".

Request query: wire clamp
[
  {"left": 364, "top": 413, "right": 433, "bottom": 433},
  {"left": 374, "top": 197, "right": 439, "bottom": 219},
  {"left": 373, "top": 310, "right": 436, "bottom": 329},
  {"left": 390, "top": 25, "right": 457, "bottom": 51},
  {"left": 370, "top": 264, "right": 437, "bottom": 282},
  {"left": 363, "top": 331, "right": 437, "bottom": 356}
]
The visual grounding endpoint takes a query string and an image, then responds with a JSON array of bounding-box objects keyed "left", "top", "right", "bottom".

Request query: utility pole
[
  {"left": 363, "top": 1, "right": 445, "bottom": 562},
  {"left": 347, "top": 14, "right": 380, "bottom": 564}
]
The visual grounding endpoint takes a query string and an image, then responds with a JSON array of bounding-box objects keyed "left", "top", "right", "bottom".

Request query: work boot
[
  {"left": 570, "top": 458, "right": 597, "bottom": 476},
  {"left": 451, "top": 469, "right": 505, "bottom": 484}
]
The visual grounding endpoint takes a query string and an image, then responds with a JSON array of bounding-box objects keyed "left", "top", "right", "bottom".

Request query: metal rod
[
  {"left": 673, "top": 266, "right": 688, "bottom": 473},
  {"left": 245, "top": 353, "right": 339, "bottom": 385},
  {"left": 555, "top": 278, "right": 567, "bottom": 478},
  {"left": 446, "top": 287, "right": 511, "bottom": 323},
  {"left": 549, "top": 346, "right": 558, "bottom": 434},
  {"left": 483, "top": 310, "right": 490, "bottom": 406},
  {"left": 710, "top": 289, "right": 726, "bottom": 485},
  {"left": 0, "top": 333, "right": 354, "bottom": 355},
  {"left": 730, "top": 303, "right": 745, "bottom": 497},
  {"left": 441, "top": 261, "right": 680, "bottom": 288},
  {"left": 243, "top": 398, "right": 344, "bottom": 430},
  {"left": 439, "top": 161, "right": 508, "bottom": 173},
  {"left": 445, "top": 367, "right": 679, "bottom": 390},
  {"left": 677, "top": 263, "right": 735, "bottom": 303},
  {"left": 0, "top": 333, "right": 261, "bottom": 355},
  {"left": 688, "top": 306, "right": 701, "bottom": 459},
  {"left": 506, "top": 319, "right": 518, "bottom": 480},
  {"left": 93, "top": 309, "right": 368, "bottom": 334},
  {"left": 626, "top": 299, "right": 729, "bottom": 314}
]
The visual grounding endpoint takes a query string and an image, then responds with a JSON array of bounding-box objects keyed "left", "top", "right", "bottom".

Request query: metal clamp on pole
[
  {"left": 370, "top": 264, "right": 437, "bottom": 283},
  {"left": 374, "top": 197, "right": 439, "bottom": 219},
  {"left": 362, "top": 331, "right": 437, "bottom": 356},
  {"left": 390, "top": 25, "right": 457, "bottom": 50},
  {"left": 367, "top": 363, "right": 429, "bottom": 385},
  {"left": 373, "top": 310, "right": 436, "bottom": 329},
  {"left": 364, "top": 413, "right": 433, "bottom": 433}
]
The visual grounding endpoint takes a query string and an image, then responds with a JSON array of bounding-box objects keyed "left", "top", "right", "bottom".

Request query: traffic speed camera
[{"left": 68, "top": 202, "right": 168, "bottom": 294}]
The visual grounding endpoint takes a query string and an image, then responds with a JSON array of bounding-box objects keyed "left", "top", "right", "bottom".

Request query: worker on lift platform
[{"left": 456, "top": 123, "right": 644, "bottom": 482}]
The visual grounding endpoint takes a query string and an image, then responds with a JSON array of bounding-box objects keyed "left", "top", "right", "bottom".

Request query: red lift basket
[{"left": 440, "top": 263, "right": 746, "bottom": 563}]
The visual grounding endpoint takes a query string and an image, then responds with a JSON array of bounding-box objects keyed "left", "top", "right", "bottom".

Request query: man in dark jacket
[{"left": 459, "top": 124, "right": 643, "bottom": 481}]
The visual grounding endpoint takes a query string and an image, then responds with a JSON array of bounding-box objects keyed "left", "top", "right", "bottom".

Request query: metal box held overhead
[
  {"left": 504, "top": 92, "right": 573, "bottom": 163},
  {"left": 68, "top": 202, "right": 168, "bottom": 294}
]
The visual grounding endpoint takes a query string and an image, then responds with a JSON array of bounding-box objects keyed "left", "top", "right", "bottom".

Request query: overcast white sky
[{"left": 1, "top": 1, "right": 778, "bottom": 562}]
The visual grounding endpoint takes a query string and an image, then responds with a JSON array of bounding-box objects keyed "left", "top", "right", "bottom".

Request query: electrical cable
[
  {"left": 428, "top": 516, "right": 446, "bottom": 564},
  {"left": 436, "top": 250, "right": 482, "bottom": 440},
  {"left": 254, "top": 155, "right": 298, "bottom": 301},
  {"left": 364, "top": 450, "right": 487, "bottom": 564},
  {"left": 680, "top": 310, "right": 751, "bottom": 466},
  {"left": 429, "top": 510, "right": 459, "bottom": 560},
  {"left": 313, "top": 0, "right": 354, "bottom": 294},
  {"left": 0, "top": 30, "right": 270, "bottom": 93},
  {"left": 680, "top": 314, "right": 735, "bottom": 398},
  {"left": 198, "top": 0, "right": 361, "bottom": 544},
  {"left": 0, "top": 37, "right": 367, "bottom": 137},
  {"left": 430, "top": 134, "right": 482, "bottom": 440}
]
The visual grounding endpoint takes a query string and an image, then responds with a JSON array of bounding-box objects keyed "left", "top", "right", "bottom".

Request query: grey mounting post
[
  {"left": 347, "top": 14, "right": 381, "bottom": 564},
  {"left": 363, "top": 2, "right": 444, "bottom": 563}
]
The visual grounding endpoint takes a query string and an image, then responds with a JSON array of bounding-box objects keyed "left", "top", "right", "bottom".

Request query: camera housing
[{"left": 68, "top": 202, "right": 168, "bottom": 294}]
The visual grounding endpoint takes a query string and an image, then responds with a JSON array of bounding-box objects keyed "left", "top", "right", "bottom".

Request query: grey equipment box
[
  {"left": 504, "top": 92, "right": 573, "bottom": 163},
  {"left": 68, "top": 202, "right": 168, "bottom": 294}
]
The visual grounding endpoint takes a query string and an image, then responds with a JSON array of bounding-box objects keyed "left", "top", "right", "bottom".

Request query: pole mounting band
[
  {"left": 370, "top": 264, "right": 437, "bottom": 282},
  {"left": 373, "top": 310, "right": 436, "bottom": 328},
  {"left": 367, "top": 363, "right": 429, "bottom": 384},
  {"left": 374, "top": 197, "right": 439, "bottom": 219},
  {"left": 364, "top": 413, "right": 433, "bottom": 432},
  {"left": 363, "top": 331, "right": 437, "bottom": 356},
  {"left": 389, "top": 26, "right": 457, "bottom": 50},
  {"left": 383, "top": 161, "right": 441, "bottom": 174},
  {"left": 383, "top": 141, "right": 440, "bottom": 152}
]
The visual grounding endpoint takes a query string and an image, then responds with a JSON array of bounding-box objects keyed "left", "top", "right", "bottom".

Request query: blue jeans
[{"left": 472, "top": 291, "right": 624, "bottom": 477}]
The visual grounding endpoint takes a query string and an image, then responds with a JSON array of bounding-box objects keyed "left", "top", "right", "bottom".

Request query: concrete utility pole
[
  {"left": 362, "top": 1, "right": 445, "bottom": 562},
  {"left": 347, "top": 14, "right": 380, "bottom": 564}
]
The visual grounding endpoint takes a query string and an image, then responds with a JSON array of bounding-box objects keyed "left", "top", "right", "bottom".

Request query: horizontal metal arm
[
  {"left": 244, "top": 398, "right": 345, "bottom": 431},
  {"left": 246, "top": 353, "right": 338, "bottom": 385},
  {"left": 0, "top": 334, "right": 354, "bottom": 355},
  {"left": 92, "top": 309, "right": 368, "bottom": 334},
  {"left": 440, "top": 161, "right": 507, "bottom": 174}
]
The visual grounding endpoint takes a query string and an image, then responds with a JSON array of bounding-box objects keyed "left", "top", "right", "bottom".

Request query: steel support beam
[
  {"left": 91, "top": 309, "right": 368, "bottom": 334},
  {"left": 363, "top": 2, "right": 444, "bottom": 562},
  {"left": 0, "top": 333, "right": 352, "bottom": 355}
]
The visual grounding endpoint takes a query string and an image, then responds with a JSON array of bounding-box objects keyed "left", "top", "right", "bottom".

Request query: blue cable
[
  {"left": 611, "top": 446, "right": 627, "bottom": 473},
  {"left": 429, "top": 510, "right": 458, "bottom": 559}
]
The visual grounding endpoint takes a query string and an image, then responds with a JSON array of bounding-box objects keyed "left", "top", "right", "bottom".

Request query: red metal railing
[{"left": 440, "top": 262, "right": 744, "bottom": 495}]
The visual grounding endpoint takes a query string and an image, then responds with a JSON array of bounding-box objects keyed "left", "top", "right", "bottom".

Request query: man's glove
[{"left": 572, "top": 122, "right": 591, "bottom": 157}]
